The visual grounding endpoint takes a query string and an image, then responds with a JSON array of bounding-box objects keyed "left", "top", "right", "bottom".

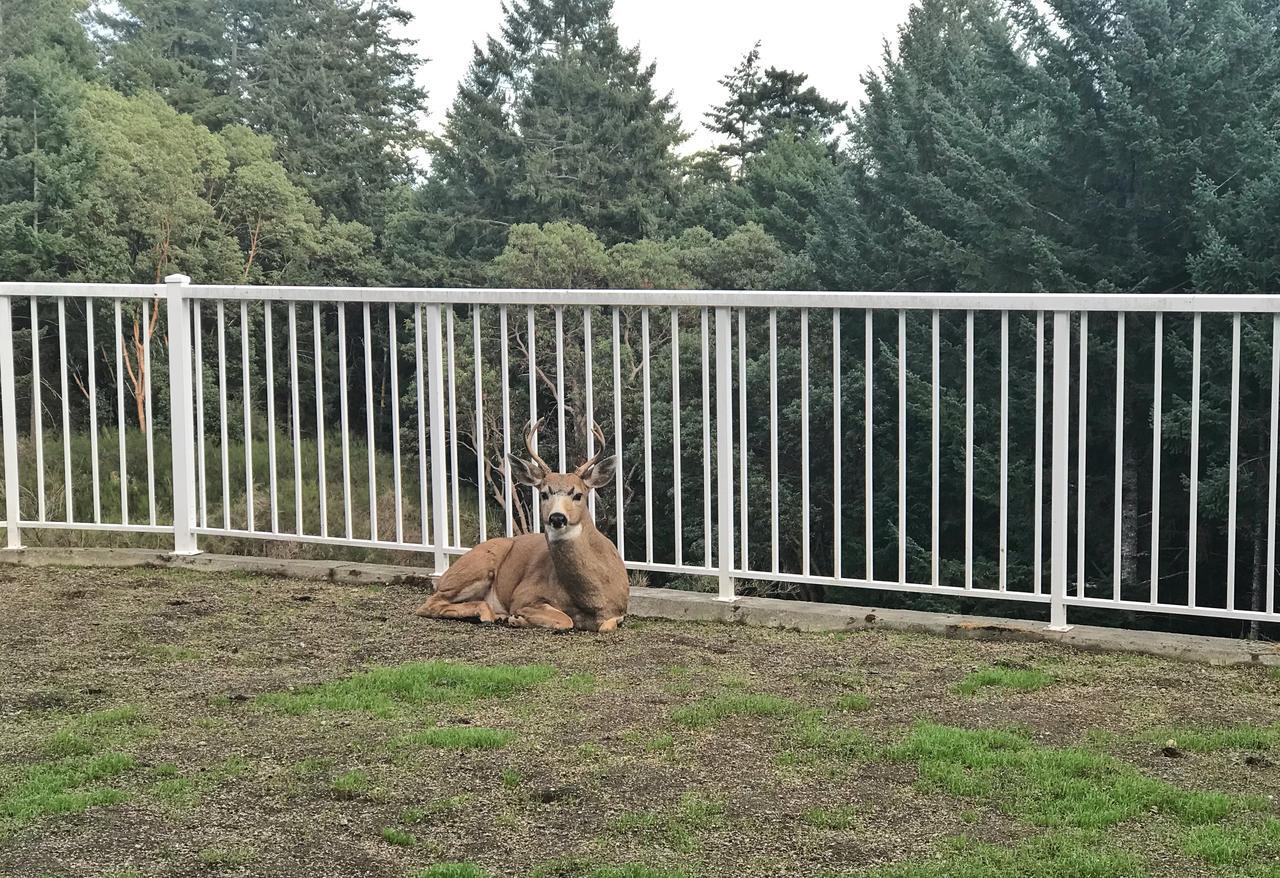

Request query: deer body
[{"left": 413, "top": 421, "right": 628, "bottom": 632}]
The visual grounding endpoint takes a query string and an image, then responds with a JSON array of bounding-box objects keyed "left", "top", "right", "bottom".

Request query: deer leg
[
  {"left": 595, "top": 616, "right": 625, "bottom": 633},
  {"left": 506, "top": 602, "right": 574, "bottom": 631},
  {"left": 414, "top": 592, "right": 502, "bottom": 623}
]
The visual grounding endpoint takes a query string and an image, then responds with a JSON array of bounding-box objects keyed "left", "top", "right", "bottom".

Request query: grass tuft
[
  {"left": 802, "top": 805, "right": 860, "bottom": 830},
  {"left": 415, "top": 866, "right": 489, "bottom": 878},
  {"left": 834, "top": 694, "right": 872, "bottom": 712},
  {"left": 532, "top": 862, "right": 692, "bottom": 878},
  {"left": 890, "top": 723, "right": 1256, "bottom": 829},
  {"left": 328, "top": 769, "right": 369, "bottom": 800},
  {"left": 610, "top": 793, "right": 723, "bottom": 852},
  {"left": 260, "top": 661, "right": 555, "bottom": 716},
  {"left": 1150, "top": 724, "right": 1279, "bottom": 753},
  {"left": 0, "top": 751, "right": 136, "bottom": 826},
  {"left": 394, "top": 727, "right": 514, "bottom": 751},
  {"left": 955, "top": 667, "right": 1053, "bottom": 696},
  {"left": 672, "top": 693, "right": 799, "bottom": 728},
  {"left": 851, "top": 833, "right": 1141, "bottom": 878},
  {"left": 1180, "top": 817, "right": 1280, "bottom": 866},
  {"left": 381, "top": 826, "right": 416, "bottom": 846}
]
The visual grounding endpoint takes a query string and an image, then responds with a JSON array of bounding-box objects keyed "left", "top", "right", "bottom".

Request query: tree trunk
[
  {"left": 1250, "top": 509, "right": 1264, "bottom": 640},
  {"left": 1121, "top": 427, "right": 1139, "bottom": 593}
]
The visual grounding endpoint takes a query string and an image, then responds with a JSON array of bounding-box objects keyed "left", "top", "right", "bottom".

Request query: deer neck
[{"left": 545, "top": 517, "right": 606, "bottom": 593}]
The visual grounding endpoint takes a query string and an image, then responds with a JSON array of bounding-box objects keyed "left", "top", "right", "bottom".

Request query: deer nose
[{"left": 548, "top": 513, "right": 567, "bottom": 529}]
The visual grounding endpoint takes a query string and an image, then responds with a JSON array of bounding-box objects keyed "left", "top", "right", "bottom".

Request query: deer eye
[
  {"left": 540, "top": 491, "right": 549, "bottom": 500},
  {"left": 572, "top": 493, "right": 583, "bottom": 502}
]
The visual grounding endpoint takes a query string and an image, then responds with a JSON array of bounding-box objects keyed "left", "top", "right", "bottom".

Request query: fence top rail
[{"left": 1, "top": 281, "right": 1278, "bottom": 313}]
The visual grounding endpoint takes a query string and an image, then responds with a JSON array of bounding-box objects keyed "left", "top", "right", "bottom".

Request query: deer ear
[
  {"left": 508, "top": 454, "right": 544, "bottom": 487},
  {"left": 579, "top": 454, "right": 617, "bottom": 490}
]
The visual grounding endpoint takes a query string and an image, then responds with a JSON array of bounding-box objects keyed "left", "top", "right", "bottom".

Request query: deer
[{"left": 413, "top": 418, "right": 629, "bottom": 632}]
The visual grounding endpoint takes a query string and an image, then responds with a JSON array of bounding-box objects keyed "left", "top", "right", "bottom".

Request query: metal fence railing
[{"left": 1, "top": 276, "right": 1278, "bottom": 632}]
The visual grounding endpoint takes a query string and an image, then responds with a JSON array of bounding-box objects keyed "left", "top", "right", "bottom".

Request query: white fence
[{"left": 1, "top": 277, "right": 1277, "bottom": 633}]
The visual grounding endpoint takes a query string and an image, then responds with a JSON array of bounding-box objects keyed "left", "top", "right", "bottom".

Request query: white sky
[{"left": 400, "top": 0, "right": 917, "bottom": 153}]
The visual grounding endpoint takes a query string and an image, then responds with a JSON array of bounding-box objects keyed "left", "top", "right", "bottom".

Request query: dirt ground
[{"left": 0, "top": 564, "right": 1277, "bottom": 878}]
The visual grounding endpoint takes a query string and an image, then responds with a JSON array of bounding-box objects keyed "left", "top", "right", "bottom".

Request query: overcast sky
[{"left": 400, "top": 1, "right": 917, "bottom": 153}]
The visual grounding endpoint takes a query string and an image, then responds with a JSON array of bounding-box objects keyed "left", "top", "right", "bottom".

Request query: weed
[
  {"left": 259, "top": 661, "right": 554, "bottom": 715},
  {"left": 394, "top": 727, "right": 513, "bottom": 751},
  {"left": 672, "top": 693, "right": 799, "bottom": 728},
  {"left": 955, "top": 667, "right": 1052, "bottom": 696}
]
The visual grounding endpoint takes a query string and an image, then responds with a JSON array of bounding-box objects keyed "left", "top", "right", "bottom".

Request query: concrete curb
[
  {"left": 627, "top": 587, "right": 1280, "bottom": 668},
  {"left": 0, "top": 547, "right": 435, "bottom": 586},
  {"left": 3, "top": 548, "right": 1276, "bottom": 668}
]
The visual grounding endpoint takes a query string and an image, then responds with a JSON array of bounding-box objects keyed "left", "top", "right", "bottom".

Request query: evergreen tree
[
  {"left": 706, "top": 42, "right": 847, "bottom": 164},
  {"left": 96, "top": 0, "right": 426, "bottom": 227},
  {"left": 422, "top": 0, "right": 684, "bottom": 265}
]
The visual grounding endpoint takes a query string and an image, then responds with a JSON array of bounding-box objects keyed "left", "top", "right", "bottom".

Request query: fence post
[
  {"left": 166, "top": 274, "right": 199, "bottom": 555},
  {"left": 1048, "top": 310, "right": 1072, "bottom": 631},
  {"left": 714, "top": 306, "right": 736, "bottom": 601},
  {"left": 425, "top": 302, "right": 450, "bottom": 574},
  {"left": 0, "top": 296, "right": 22, "bottom": 549}
]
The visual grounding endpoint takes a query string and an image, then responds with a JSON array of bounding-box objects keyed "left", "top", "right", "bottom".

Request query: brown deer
[{"left": 413, "top": 419, "right": 629, "bottom": 632}]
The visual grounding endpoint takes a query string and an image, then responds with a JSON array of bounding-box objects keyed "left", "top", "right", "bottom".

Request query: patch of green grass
[
  {"left": 0, "top": 752, "right": 135, "bottom": 826},
  {"left": 890, "top": 723, "right": 1258, "bottom": 829},
  {"left": 259, "top": 660, "right": 555, "bottom": 716},
  {"left": 291, "top": 757, "right": 334, "bottom": 778},
  {"left": 1180, "top": 817, "right": 1280, "bottom": 866},
  {"left": 381, "top": 826, "right": 416, "bottom": 846},
  {"left": 777, "top": 711, "right": 873, "bottom": 768},
  {"left": 834, "top": 694, "right": 871, "bottom": 712},
  {"left": 646, "top": 734, "right": 675, "bottom": 753},
  {"left": 197, "top": 846, "right": 254, "bottom": 868},
  {"left": 150, "top": 774, "right": 197, "bottom": 806},
  {"left": 41, "top": 706, "right": 147, "bottom": 758},
  {"left": 414, "top": 866, "right": 489, "bottom": 878},
  {"left": 802, "top": 805, "right": 860, "bottom": 830},
  {"left": 1151, "top": 724, "right": 1279, "bottom": 753},
  {"left": 672, "top": 693, "right": 799, "bottom": 728},
  {"left": 394, "top": 727, "right": 514, "bottom": 751},
  {"left": 955, "top": 667, "right": 1053, "bottom": 696},
  {"left": 501, "top": 769, "right": 524, "bottom": 788},
  {"left": 610, "top": 793, "right": 723, "bottom": 853},
  {"left": 851, "top": 833, "right": 1141, "bottom": 878},
  {"left": 329, "top": 769, "right": 369, "bottom": 800}
]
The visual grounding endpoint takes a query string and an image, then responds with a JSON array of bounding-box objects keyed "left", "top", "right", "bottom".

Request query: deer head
[{"left": 509, "top": 418, "right": 617, "bottom": 541}]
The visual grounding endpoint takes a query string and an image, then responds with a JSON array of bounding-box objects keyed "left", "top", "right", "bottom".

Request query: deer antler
[
  {"left": 575, "top": 421, "right": 609, "bottom": 476},
  {"left": 522, "top": 417, "right": 552, "bottom": 476}
]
